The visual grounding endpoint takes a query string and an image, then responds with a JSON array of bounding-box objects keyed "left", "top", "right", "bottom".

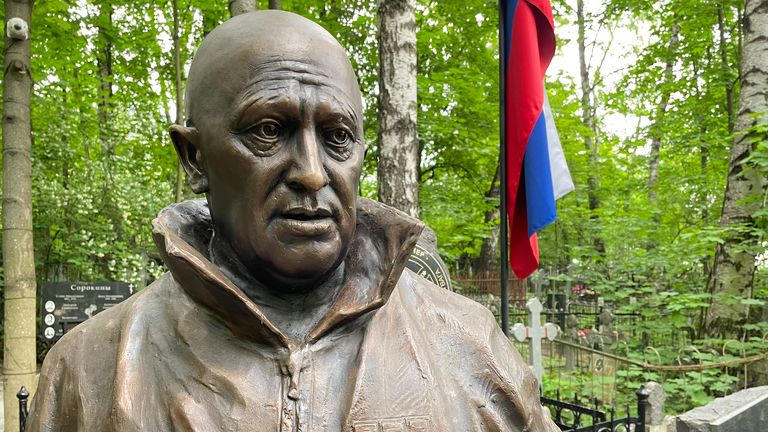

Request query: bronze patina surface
[{"left": 27, "top": 11, "right": 559, "bottom": 432}]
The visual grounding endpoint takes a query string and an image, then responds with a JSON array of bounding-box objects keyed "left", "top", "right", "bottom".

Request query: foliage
[
  {"left": 0, "top": 0, "right": 766, "bottom": 413},
  {"left": 415, "top": 0, "right": 501, "bottom": 262},
  {"left": 533, "top": 0, "right": 767, "bottom": 409},
  {"left": 20, "top": 0, "right": 183, "bottom": 287}
]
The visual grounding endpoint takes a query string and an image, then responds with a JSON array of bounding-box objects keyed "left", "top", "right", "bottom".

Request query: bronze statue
[{"left": 27, "top": 11, "right": 558, "bottom": 432}]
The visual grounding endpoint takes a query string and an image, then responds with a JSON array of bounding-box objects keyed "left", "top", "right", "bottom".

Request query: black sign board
[{"left": 40, "top": 281, "right": 135, "bottom": 342}]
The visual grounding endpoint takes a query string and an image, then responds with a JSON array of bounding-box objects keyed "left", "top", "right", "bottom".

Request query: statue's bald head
[
  {"left": 185, "top": 10, "right": 363, "bottom": 131},
  {"left": 170, "top": 11, "right": 367, "bottom": 287}
]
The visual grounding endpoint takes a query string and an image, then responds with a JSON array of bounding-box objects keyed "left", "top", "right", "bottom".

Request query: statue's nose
[{"left": 285, "top": 129, "right": 329, "bottom": 193}]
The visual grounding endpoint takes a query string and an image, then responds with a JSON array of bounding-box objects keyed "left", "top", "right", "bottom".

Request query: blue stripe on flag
[{"left": 523, "top": 112, "right": 557, "bottom": 236}]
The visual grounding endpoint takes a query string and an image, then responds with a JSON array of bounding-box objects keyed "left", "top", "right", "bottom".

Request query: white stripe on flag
[{"left": 543, "top": 93, "right": 575, "bottom": 200}]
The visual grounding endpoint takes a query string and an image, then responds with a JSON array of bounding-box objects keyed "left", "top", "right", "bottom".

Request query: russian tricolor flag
[{"left": 502, "top": 0, "right": 574, "bottom": 280}]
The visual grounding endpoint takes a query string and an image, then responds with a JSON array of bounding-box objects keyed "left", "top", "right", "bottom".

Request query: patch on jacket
[{"left": 352, "top": 415, "right": 430, "bottom": 432}]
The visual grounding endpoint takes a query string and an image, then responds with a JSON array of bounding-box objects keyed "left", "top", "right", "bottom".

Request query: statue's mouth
[
  {"left": 276, "top": 207, "right": 336, "bottom": 237},
  {"left": 282, "top": 207, "right": 333, "bottom": 221}
]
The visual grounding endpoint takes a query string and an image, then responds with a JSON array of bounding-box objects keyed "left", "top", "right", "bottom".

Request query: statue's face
[{"left": 172, "top": 12, "right": 365, "bottom": 288}]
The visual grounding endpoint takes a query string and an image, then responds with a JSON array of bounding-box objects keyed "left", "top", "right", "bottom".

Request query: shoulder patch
[{"left": 406, "top": 243, "right": 452, "bottom": 291}]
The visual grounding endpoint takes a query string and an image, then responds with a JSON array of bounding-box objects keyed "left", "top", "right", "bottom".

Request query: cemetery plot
[{"left": 509, "top": 296, "right": 648, "bottom": 431}]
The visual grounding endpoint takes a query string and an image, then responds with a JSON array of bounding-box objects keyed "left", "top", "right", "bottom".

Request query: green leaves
[
  {"left": 25, "top": 0, "right": 193, "bottom": 287},
  {"left": 15, "top": 1, "right": 768, "bottom": 395}
]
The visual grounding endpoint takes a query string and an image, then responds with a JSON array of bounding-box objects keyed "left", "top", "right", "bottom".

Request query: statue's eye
[
  {"left": 235, "top": 119, "right": 283, "bottom": 156},
  {"left": 326, "top": 128, "right": 351, "bottom": 146},
  {"left": 323, "top": 127, "right": 354, "bottom": 161},
  {"left": 252, "top": 120, "right": 281, "bottom": 141}
]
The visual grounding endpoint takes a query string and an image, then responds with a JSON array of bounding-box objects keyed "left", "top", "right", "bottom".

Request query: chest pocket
[{"left": 352, "top": 416, "right": 430, "bottom": 432}]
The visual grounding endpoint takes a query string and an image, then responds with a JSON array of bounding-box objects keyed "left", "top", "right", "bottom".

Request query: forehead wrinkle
[
  {"left": 234, "top": 81, "right": 322, "bottom": 118},
  {"left": 317, "top": 94, "right": 361, "bottom": 132},
  {"left": 237, "top": 84, "right": 296, "bottom": 108},
  {"left": 242, "top": 59, "right": 357, "bottom": 101},
  {"left": 231, "top": 89, "right": 298, "bottom": 129},
  {"left": 234, "top": 81, "right": 361, "bottom": 131},
  {"left": 246, "top": 62, "right": 334, "bottom": 91}
]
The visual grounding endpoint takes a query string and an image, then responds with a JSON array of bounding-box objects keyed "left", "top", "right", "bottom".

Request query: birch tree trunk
[
  {"left": 474, "top": 163, "right": 500, "bottom": 274},
  {"left": 96, "top": 1, "right": 124, "bottom": 251},
  {"left": 2, "top": 1, "right": 38, "bottom": 431},
  {"left": 647, "top": 25, "right": 679, "bottom": 206},
  {"left": 172, "top": 0, "right": 185, "bottom": 203},
  {"left": 97, "top": 1, "right": 114, "bottom": 157},
  {"left": 576, "top": 0, "right": 604, "bottom": 255},
  {"left": 377, "top": 0, "right": 419, "bottom": 218},
  {"left": 718, "top": 3, "right": 736, "bottom": 134},
  {"left": 703, "top": 0, "right": 768, "bottom": 338},
  {"left": 229, "top": 0, "right": 256, "bottom": 17}
]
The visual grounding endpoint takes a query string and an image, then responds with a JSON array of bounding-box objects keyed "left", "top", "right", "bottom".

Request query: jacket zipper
[{"left": 280, "top": 344, "right": 311, "bottom": 432}]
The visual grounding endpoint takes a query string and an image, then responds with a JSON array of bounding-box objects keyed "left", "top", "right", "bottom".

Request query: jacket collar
[{"left": 152, "top": 198, "right": 424, "bottom": 347}]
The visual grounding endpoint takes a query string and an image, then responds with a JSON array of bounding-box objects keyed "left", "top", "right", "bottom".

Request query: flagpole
[{"left": 499, "top": 0, "right": 510, "bottom": 337}]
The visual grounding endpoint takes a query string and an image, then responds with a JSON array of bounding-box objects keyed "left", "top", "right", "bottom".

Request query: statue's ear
[{"left": 169, "top": 125, "right": 208, "bottom": 194}]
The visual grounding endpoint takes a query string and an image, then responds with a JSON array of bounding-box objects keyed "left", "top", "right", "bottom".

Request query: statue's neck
[{"left": 208, "top": 230, "right": 344, "bottom": 341}]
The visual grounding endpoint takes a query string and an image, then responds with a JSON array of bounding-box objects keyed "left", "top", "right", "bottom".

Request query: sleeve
[
  {"left": 407, "top": 275, "right": 560, "bottom": 432},
  {"left": 26, "top": 311, "right": 122, "bottom": 432},
  {"left": 25, "top": 343, "right": 81, "bottom": 432},
  {"left": 475, "top": 309, "right": 561, "bottom": 432}
]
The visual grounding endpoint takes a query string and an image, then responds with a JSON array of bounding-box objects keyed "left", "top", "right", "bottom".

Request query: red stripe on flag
[
  {"left": 510, "top": 182, "right": 540, "bottom": 278},
  {"left": 526, "top": 0, "right": 555, "bottom": 37}
]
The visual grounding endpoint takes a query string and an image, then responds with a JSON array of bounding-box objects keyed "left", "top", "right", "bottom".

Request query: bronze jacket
[{"left": 27, "top": 199, "right": 558, "bottom": 432}]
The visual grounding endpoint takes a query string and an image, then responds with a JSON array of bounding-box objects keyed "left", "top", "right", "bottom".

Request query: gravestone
[
  {"left": 676, "top": 386, "right": 768, "bottom": 432},
  {"left": 564, "top": 313, "right": 580, "bottom": 370},
  {"left": 511, "top": 297, "right": 559, "bottom": 392},
  {"left": 546, "top": 293, "right": 567, "bottom": 332},
  {"left": 40, "top": 281, "right": 135, "bottom": 342},
  {"left": 590, "top": 353, "right": 617, "bottom": 403},
  {"left": 598, "top": 308, "right": 614, "bottom": 336},
  {"left": 645, "top": 381, "right": 666, "bottom": 426},
  {"left": 641, "top": 381, "right": 668, "bottom": 432}
]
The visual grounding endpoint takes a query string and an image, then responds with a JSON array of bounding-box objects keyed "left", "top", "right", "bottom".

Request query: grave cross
[{"left": 511, "top": 297, "right": 559, "bottom": 393}]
